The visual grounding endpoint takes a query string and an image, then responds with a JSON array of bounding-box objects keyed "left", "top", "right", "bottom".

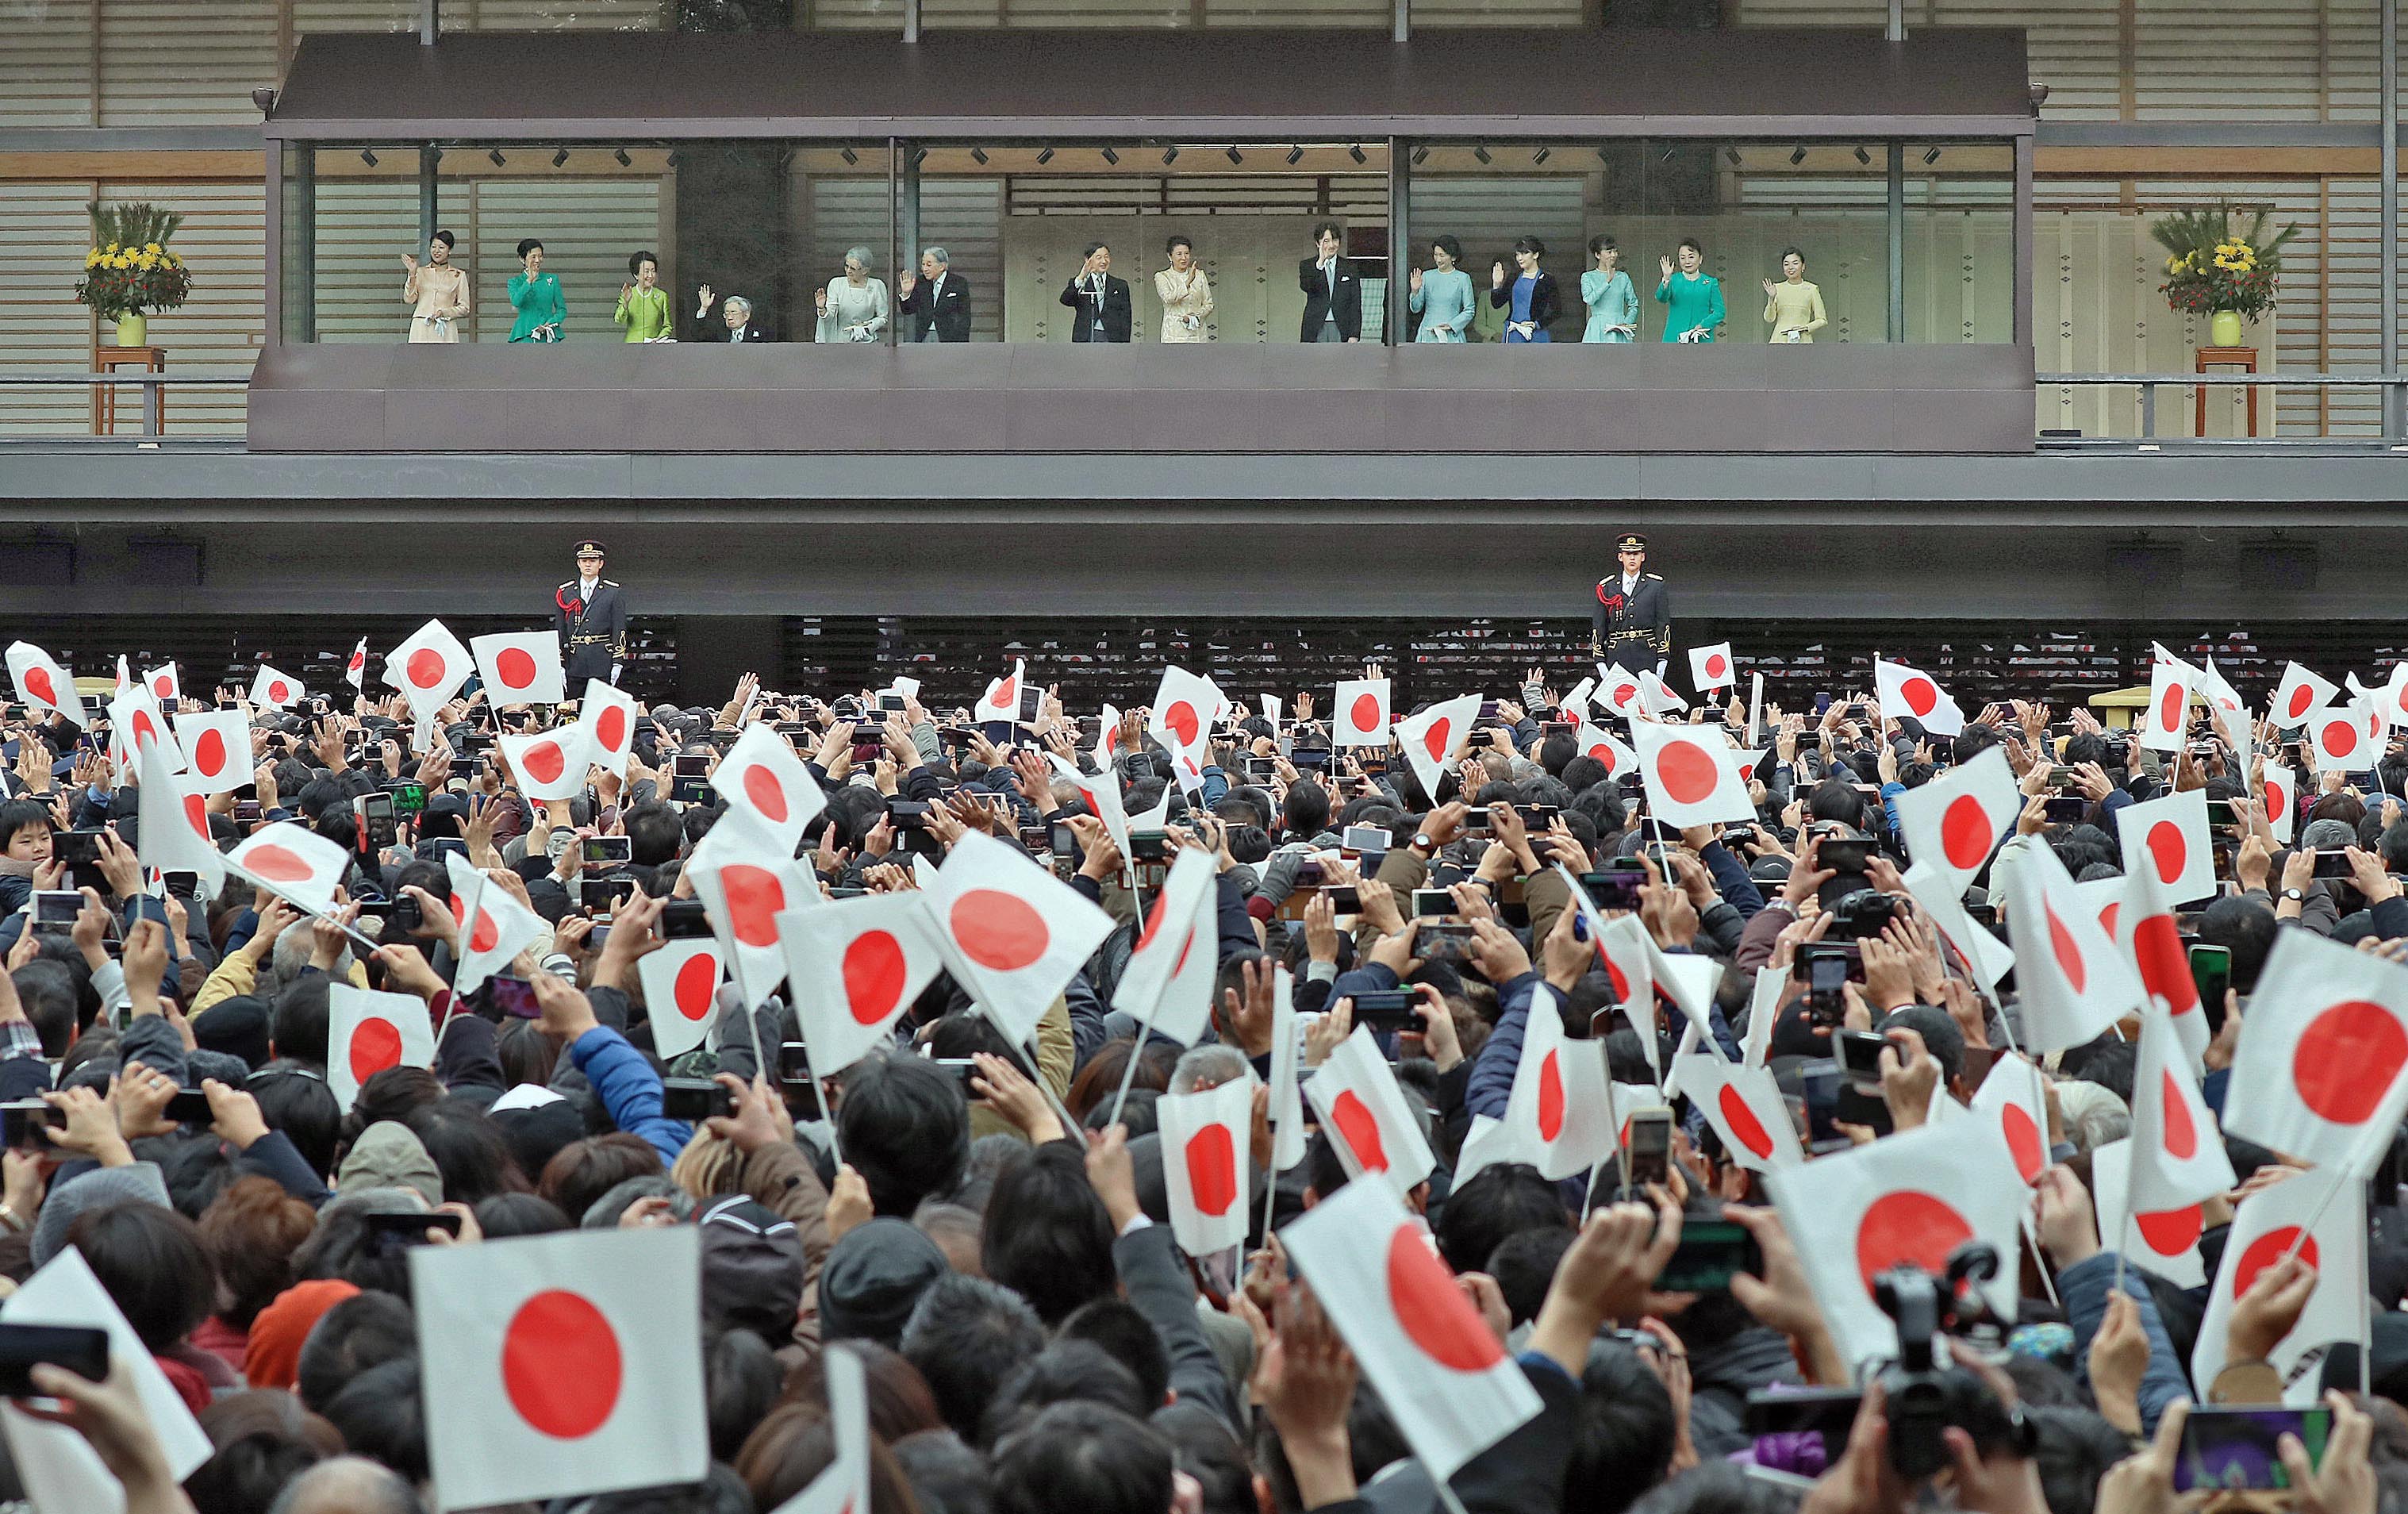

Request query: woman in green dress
[
  {"left": 509, "top": 238, "right": 566, "bottom": 342},
  {"left": 1581, "top": 235, "right": 1638, "bottom": 342},
  {"left": 1653, "top": 236, "right": 1724, "bottom": 343},
  {"left": 613, "top": 250, "right": 671, "bottom": 342},
  {"left": 1407, "top": 235, "right": 1477, "bottom": 341}
]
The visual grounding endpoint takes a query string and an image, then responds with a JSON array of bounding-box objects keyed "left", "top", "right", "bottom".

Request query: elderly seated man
[{"left": 693, "top": 285, "right": 771, "bottom": 342}]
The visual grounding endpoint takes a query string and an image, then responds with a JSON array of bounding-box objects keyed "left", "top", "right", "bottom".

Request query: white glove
[{"left": 610, "top": 664, "right": 624, "bottom": 686}]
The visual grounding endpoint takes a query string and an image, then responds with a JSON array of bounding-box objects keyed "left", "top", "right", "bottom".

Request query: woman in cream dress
[
  {"left": 401, "top": 230, "right": 469, "bottom": 342},
  {"left": 1153, "top": 235, "right": 1214, "bottom": 342}
]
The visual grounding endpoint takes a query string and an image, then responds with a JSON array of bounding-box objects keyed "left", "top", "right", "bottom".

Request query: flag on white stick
[
  {"left": 173, "top": 709, "right": 250, "bottom": 794},
  {"left": 1498, "top": 985, "right": 1613, "bottom": 1180},
  {"left": 1688, "top": 643, "right": 1737, "bottom": 692},
  {"left": 1334, "top": 678, "right": 1392, "bottom": 748},
  {"left": 924, "top": 832, "right": 1114, "bottom": 1047},
  {"left": 226, "top": 822, "right": 350, "bottom": 918},
  {"left": 2128, "top": 1005, "right": 2235, "bottom": 1216},
  {"left": 248, "top": 665, "right": 305, "bottom": 709},
  {"left": 2118, "top": 787, "right": 2217, "bottom": 907},
  {"left": 1630, "top": 721, "right": 1754, "bottom": 827},
  {"left": 451, "top": 866, "right": 551, "bottom": 1001},
  {"left": 1968, "top": 1053, "right": 2050, "bottom": 1187},
  {"left": 2222, "top": 928, "right": 2408, "bottom": 1176},
  {"left": 574, "top": 678, "right": 639, "bottom": 778},
  {"left": 1999, "top": 840, "right": 2145, "bottom": 1051},
  {"left": 2191, "top": 1167, "right": 2366, "bottom": 1399},
  {"left": 472, "top": 631, "right": 566, "bottom": 708},
  {"left": 1872, "top": 656, "right": 1964, "bottom": 736},
  {"left": 2089, "top": 1139, "right": 2206, "bottom": 1288},
  {"left": 344, "top": 640, "right": 367, "bottom": 691},
  {"left": 1595, "top": 663, "right": 1646, "bottom": 720},
  {"left": 2310, "top": 695, "right": 2386, "bottom": 771},
  {"left": 686, "top": 808, "right": 816, "bottom": 1013},
  {"left": 1156, "top": 1076, "right": 1252, "bottom": 1257},
  {"left": 383, "top": 619, "right": 473, "bottom": 712},
  {"left": 2261, "top": 762, "right": 2299, "bottom": 845},
  {"left": 2272, "top": 662, "right": 2341, "bottom": 728},
  {"left": 974, "top": 659, "right": 1027, "bottom": 724},
  {"left": 1572, "top": 721, "right": 1637, "bottom": 779},
  {"left": 1269, "top": 968, "right": 1307, "bottom": 1171},
  {"left": 714, "top": 722, "right": 828, "bottom": 851},
  {"left": 132, "top": 736, "right": 222, "bottom": 900},
  {"left": 1112, "top": 848, "right": 1219, "bottom": 1046},
  {"left": 1148, "top": 664, "right": 1221, "bottom": 772},
  {"left": 1049, "top": 753, "right": 1133, "bottom": 871},
  {"left": 497, "top": 724, "right": 594, "bottom": 803},
  {"left": 1638, "top": 668, "right": 1687, "bottom": 717},
  {"left": 778, "top": 894, "right": 946, "bottom": 1076},
  {"left": 2137, "top": 644, "right": 2200, "bottom": 753},
  {"left": 328, "top": 983, "right": 436, "bottom": 1110},
  {"left": 5, "top": 642, "right": 83, "bottom": 727},
  {"left": 1677, "top": 1053, "right": 1802, "bottom": 1172},
  {"left": 1304, "top": 1024, "right": 1436, "bottom": 1201},
  {"left": 1899, "top": 859, "right": 2015, "bottom": 990},
  {"left": 639, "top": 938, "right": 726, "bottom": 1063},
  {"left": 2124, "top": 855, "right": 2210, "bottom": 1069},
  {"left": 143, "top": 662, "right": 181, "bottom": 707}
]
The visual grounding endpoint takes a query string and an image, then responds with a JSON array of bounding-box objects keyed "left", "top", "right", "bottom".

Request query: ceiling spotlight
[
  {"left": 665, "top": 150, "right": 682, "bottom": 168},
  {"left": 1285, "top": 145, "right": 1304, "bottom": 166},
  {"left": 1658, "top": 145, "right": 1676, "bottom": 162},
  {"left": 970, "top": 146, "right": 989, "bottom": 165},
  {"left": 1101, "top": 146, "right": 1119, "bottom": 165},
  {"left": 1723, "top": 146, "right": 1741, "bottom": 167},
  {"left": 1162, "top": 145, "right": 1177, "bottom": 165},
  {"left": 1923, "top": 144, "right": 1941, "bottom": 164},
  {"left": 252, "top": 88, "right": 277, "bottom": 116},
  {"left": 1036, "top": 146, "right": 1054, "bottom": 165},
  {"left": 488, "top": 148, "right": 506, "bottom": 167},
  {"left": 1530, "top": 146, "right": 1549, "bottom": 166},
  {"left": 613, "top": 147, "right": 632, "bottom": 167},
  {"left": 1226, "top": 146, "right": 1243, "bottom": 165},
  {"left": 839, "top": 145, "right": 858, "bottom": 166},
  {"left": 909, "top": 146, "right": 928, "bottom": 167},
  {"left": 1411, "top": 144, "right": 1429, "bottom": 165},
  {"left": 1854, "top": 144, "right": 1872, "bottom": 165},
  {"left": 1348, "top": 143, "right": 1366, "bottom": 164},
  {"left": 1473, "top": 145, "right": 1492, "bottom": 165},
  {"left": 1788, "top": 144, "right": 1807, "bottom": 165},
  {"left": 551, "top": 147, "right": 569, "bottom": 167},
  {"left": 359, "top": 148, "right": 378, "bottom": 167}
]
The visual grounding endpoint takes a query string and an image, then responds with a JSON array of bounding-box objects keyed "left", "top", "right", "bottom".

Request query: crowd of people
[
  {"left": 401, "top": 224, "right": 1830, "bottom": 345},
  {"left": 0, "top": 647, "right": 2397, "bottom": 1514}
]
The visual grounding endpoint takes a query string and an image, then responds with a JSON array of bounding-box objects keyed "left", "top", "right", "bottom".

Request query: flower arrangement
[
  {"left": 2150, "top": 204, "right": 2298, "bottom": 321},
  {"left": 73, "top": 202, "right": 190, "bottom": 322}
]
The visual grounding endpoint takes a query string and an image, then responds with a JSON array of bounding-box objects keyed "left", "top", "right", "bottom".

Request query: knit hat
[
  {"left": 336, "top": 1121, "right": 442, "bottom": 1208},
  {"left": 816, "top": 1218, "right": 948, "bottom": 1348},
  {"left": 244, "top": 1280, "right": 360, "bottom": 1390},
  {"left": 193, "top": 995, "right": 274, "bottom": 1070},
  {"left": 698, "top": 1196, "right": 804, "bottom": 1344},
  {"left": 32, "top": 1162, "right": 171, "bottom": 1268}
]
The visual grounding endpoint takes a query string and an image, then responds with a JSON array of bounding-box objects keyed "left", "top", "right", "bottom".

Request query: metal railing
[
  {"left": 0, "top": 372, "right": 252, "bottom": 440},
  {"left": 2037, "top": 370, "right": 2408, "bottom": 443}
]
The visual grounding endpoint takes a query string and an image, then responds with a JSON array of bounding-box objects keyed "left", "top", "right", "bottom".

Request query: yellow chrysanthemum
[
  {"left": 104, "top": 242, "right": 118, "bottom": 255},
  {"left": 142, "top": 242, "right": 159, "bottom": 255},
  {"left": 84, "top": 251, "right": 100, "bottom": 268},
  {"left": 135, "top": 255, "right": 156, "bottom": 271}
]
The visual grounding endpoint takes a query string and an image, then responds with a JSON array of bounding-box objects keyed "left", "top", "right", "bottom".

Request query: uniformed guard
[
  {"left": 1590, "top": 532, "right": 1671, "bottom": 674},
  {"left": 555, "top": 540, "right": 628, "bottom": 687}
]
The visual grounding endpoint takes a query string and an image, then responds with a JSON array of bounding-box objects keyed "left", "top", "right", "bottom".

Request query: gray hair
[
  {"left": 2054, "top": 1079, "right": 2131, "bottom": 1155},
  {"left": 1169, "top": 1044, "right": 1253, "bottom": 1096},
  {"left": 723, "top": 294, "right": 753, "bottom": 317},
  {"left": 921, "top": 245, "right": 950, "bottom": 267},
  {"left": 267, "top": 1456, "right": 423, "bottom": 1514},
  {"left": 264, "top": 916, "right": 349, "bottom": 1000},
  {"left": 843, "top": 244, "right": 875, "bottom": 270}
]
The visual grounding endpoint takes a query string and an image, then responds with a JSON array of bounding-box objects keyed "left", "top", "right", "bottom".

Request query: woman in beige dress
[
  {"left": 1153, "top": 235, "right": 1214, "bottom": 343},
  {"left": 401, "top": 229, "right": 470, "bottom": 343}
]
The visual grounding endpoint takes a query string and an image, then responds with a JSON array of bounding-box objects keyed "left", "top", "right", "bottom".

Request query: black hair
[
  {"left": 401, "top": 1098, "right": 528, "bottom": 1207},
  {"left": 1488, "top": 1225, "right": 1576, "bottom": 1327},
  {"left": 1564, "top": 1343, "right": 1678, "bottom": 1514},
  {"left": 473, "top": 1191, "right": 573, "bottom": 1239},
  {"left": 980, "top": 1143, "right": 1117, "bottom": 1326},
  {"left": 1434, "top": 1163, "right": 1569, "bottom": 1274},
  {"left": 296, "top": 1290, "right": 416, "bottom": 1414},
  {"left": 1877, "top": 1004, "right": 1965, "bottom": 1091},
  {"left": 0, "top": 798, "right": 52, "bottom": 850},
  {"left": 837, "top": 1052, "right": 970, "bottom": 1218},
  {"left": 705, "top": 1327, "right": 784, "bottom": 1465},
  {"left": 1154, "top": 1401, "right": 1254, "bottom": 1514},
  {"left": 1678, "top": 236, "right": 1703, "bottom": 256},
  {"left": 629, "top": 249, "right": 658, "bottom": 276},
  {"left": 431, "top": 229, "right": 455, "bottom": 250},
  {"left": 250, "top": 1060, "right": 342, "bottom": 1177},
  {"left": 1081, "top": 240, "right": 1109, "bottom": 260},
  {"left": 1623, "top": 1462, "right": 1796, "bottom": 1514},
  {"left": 980, "top": 1342, "right": 1149, "bottom": 1450},
  {"left": 67, "top": 1201, "right": 214, "bottom": 1351},
  {"left": 1779, "top": 244, "right": 1805, "bottom": 265},
  {"left": 901, "top": 1271, "right": 1048, "bottom": 1439},
  {"left": 13, "top": 959, "right": 76, "bottom": 1057},
  {"left": 272, "top": 978, "right": 333, "bottom": 1067},
  {"left": 1433, "top": 233, "right": 1464, "bottom": 263},
  {"left": 1281, "top": 778, "right": 1331, "bottom": 839},
  {"left": 517, "top": 238, "right": 544, "bottom": 261},
  {"left": 1514, "top": 235, "right": 1546, "bottom": 259},
  {"left": 626, "top": 804, "right": 686, "bottom": 867},
  {"left": 2199, "top": 893, "right": 2279, "bottom": 991},
  {"left": 990, "top": 1401, "right": 1173, "bottom": 1514},
  {"left": 2027, "top": 1406, "right": 2134, "bottom": 1514},
  {"left": 1312, "top": 220, "right": 1344, "bottom": 244},
  {"left": 1589, "top": 234, "right": 1619, "bottom": 258},
  {"left": 1164, "top": 233, "right": 1193, "bottom": 255},
  {"left": 318, "top": 1356, "right": 428, "bottom": 1486},
  {"left": 1056, "top": 1297, "right": 1169, "bottom": 1411}
]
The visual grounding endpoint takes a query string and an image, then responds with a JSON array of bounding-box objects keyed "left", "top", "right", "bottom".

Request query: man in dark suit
[
  {"left": 1058, "top": 242, "right": 1132, "bottom": 344},
  {"left": 694, "top": 286, "right": 772, "bottom": 342},
  {"left": 898, "top": 246, "right": 972, "bottom": 343},
  {"left": 554, "top": 540, "right": 628, "bottom": 687},
  {"left": 1297, "top": 220, "right": 1362, "bottom": 343},
  {"left": 1592, "top": 532, "right": 1672, "bottom": 674}
]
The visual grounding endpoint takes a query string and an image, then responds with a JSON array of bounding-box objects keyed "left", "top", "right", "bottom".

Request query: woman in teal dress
[
  {"left": 1581, "top": 234, "right": 1638, "bottom": 342},
  {"left": 1654, "top": 236, "right": 1724, "bottom": 343},
  {"left": 1408, "top": 235, "right": 1477, "bottom": 342},
  {"left": 508, "top": 238, "right": 566, "bottom": 342}
]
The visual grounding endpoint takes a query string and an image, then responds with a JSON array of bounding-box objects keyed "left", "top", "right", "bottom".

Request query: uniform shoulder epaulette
[
  {"left": 1644, "top": 573, "right": 1664, "bottom": 582},
  {"left": 557, "top": 580, "right": 577, "bottom": 591},
  {"left": 600, "top": 579, "right": 620, "bottom": 588}
]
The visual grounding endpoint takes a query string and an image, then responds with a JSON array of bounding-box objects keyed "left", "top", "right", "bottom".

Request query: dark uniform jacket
[
  {"left": 555, "top": 578, "right": 628, "bottom": 686},
  {"left": 1592, "top": 571, "right": 1670, "bottom": 672}
]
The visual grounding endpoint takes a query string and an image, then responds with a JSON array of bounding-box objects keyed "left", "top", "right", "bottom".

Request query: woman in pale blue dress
[
  {"left": 1408, "top": 235, "right": 1477, "bottom": 342},
  {"left": 1581, "top": 234, "right": 1639, "bottom": 343}
]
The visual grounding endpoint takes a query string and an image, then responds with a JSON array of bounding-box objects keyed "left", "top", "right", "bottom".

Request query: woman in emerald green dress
[
  {"left": 1654, "top": 236, "right": 1724, "bottom": 343},
  {"left": 509, "top": 238, "right": 566, "bottom": 342}
]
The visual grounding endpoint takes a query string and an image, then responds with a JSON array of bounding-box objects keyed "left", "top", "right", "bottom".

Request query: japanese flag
[
  {"left": 2261, "top": 762, "right": 2299, "bottom": 845},
  {"left": 1333, "top": 678, "right": 1392, "bottom": 748},
  {"left": 1595, "top": 663, "right": 1646, "bottom": 720},
  {"left": 1968, "top": 1053, "right": 2051, "bottom": 1187},
  {"left": 974, "top": 659, "right": 1027, "bottom": 724},
  {"left": 344, "top": 640, "right": 367, "bottom": 691},
  {"left": 1112, "top": 849, "right": 1219, "bottom": 1046},
  {"left": 2138, "top": 644, "right": 2199, "bottom": 753},
  {"left": 2129, "top": 1005, "right": 2234, "bottom": 1216},
  {"left": 574, "top": 678, "right": 639, "bottom": 778},
  {"left": 2197, "top": 657, "right": 2250, "bottom": 730},
  {"left": 1688, "top": 642, "right": 1737, "bottom": 692},
  {"left": 1281, "top": 1175, "right": 1542, "bottom": 1481},
  {"left": 132, "top": 737, "right": 221, "bottom": 901},
  {"left": 1900, "top": 859, "right": 2014, "bottom": 990},
  {"left": 639, "top": 938, "right": 726, "bottom": 1063},
  {"left": 1999, "top": 840, "right": 2144, "bottom": 1051},
  {"left": 109, "top": 678, "right": 179, "bottom": 774},
  {"left": 498, "top": 724, "right": 593, "bottom": 802},
  {"left": 2272, "top": 661, "right": 2341, "bottom": 728},
  {"left": 713, "top": 722, "right": 828, "bottom": 851},
  {"left": 1893, "top": 746, "right": 2017, "bottom": 892},
  {"left": 1638, "top": 668, "right": 1688, "bottom": 717},
  {"left": 2191, "top": 1167, "right": 2366, "bottom": 1398},
  {"left": 1392, "top": 694, "right": 1482, "bottom": 803},
  {"left": 686, "top": 808, "right": 815, "bottom": 1013},
  {"left": 2117, "top": 787, "right": 2216, "bottom": 906},
  {"left": 227, "top": 822, "right": 350, "bottom": 918},
  {"left": 1740, "top": 962, "right": 1789, "bottom": 1070},
  {"left": 2123, "top": 855, "right": 2210, "bottom": 1069},
  {"left": 414, "top": 1228, "right": 708, "bottom": 1509},
  {"left": 1149, "top": 664, "right": 1220, "bottom": 768},
  {"left": 6, "top": 642, "right": 83, "bottom": 727},
  {"left": 1304, "top": 1024, "right": 1437, "bottom": 1202},
  {"left": 1562, "top": 891, "right": 1658, "bottom": 1073},
  {"left": 1048, "top": 753, "right": 1132, "bottom": 870},
  {"left": 1676, "top": 1053, "right": 1802, "bottom": 1173},
  {"left": 384, "top": 619, "right": 473, "bottom": 713},
  {"left": 1092, "top": 703, "right": 1122, "bottom": 767},
  {"left": 451, "top": 868, "right": 551, "bottom": 1001},
  {"left": 2222, "top": 928, "right": 2408, "bottom": 1176},
  {"left": 1157, "top": 1076, "right": 1252, "bottom": 1257},
  {"left": 2088, "top": 1139, "right": 2206, "bottom": 1288},
  {"left": 144, "top": 662, "right": 181, "bottom": 707},
  {"left": 1872, "top": 656, "right": 1963, "bottom": 736},
  {"left": 248, "top": 665, "right": 304, "bottom": 710},
  {"left": 776, "top": 1343, "right": 870, "bottom": 1514},
  {"left": 174, "top": 709, "right": 250, "bottom": 794},
  {"left": 1499, "top": 985, "right": 1612, "bottom": 1180},
  {"left": 2310, "top": 695, "right": 2386, "bottom": 771},
  {"left": 1630, "top": 721, "right": 1753, "bottom": 828},
  {"left": 778, "top": 893, "right": 946, "bottom": 1075},
  {"left": 1269, "top": 968, "right": 1307, "bottom": 1172},
  {"left": 2378, "top": 663, "right": 2408, "bottom": 729},
  {"left": 328, "top": 983, "right": 436, "bottom": 1110},
  {"left": 472, "top": 631, "right": 566, "bottom": 708},
  {"left": 924, "top": 832, "right": 1114, "bottom": 1047},
  {"left": 1573, "top": 722, "right": 1637, "bottom": 779},
  {"left": 1765, "top": 1120, "right": 2026, "bottom": 1371}
]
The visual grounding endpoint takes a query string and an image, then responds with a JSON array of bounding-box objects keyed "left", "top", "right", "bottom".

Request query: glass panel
[{"left": 1905, "top": 144, "right": 2014, "bottom": 344}]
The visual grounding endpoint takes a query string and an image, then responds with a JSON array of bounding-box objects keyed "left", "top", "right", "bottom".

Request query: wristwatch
[
  {"left": 2283, "top": 887, "right": 2306, "bottom": 902},
  {"left": 1409, "top": 833, "right": 1434, "bottom": 858}
]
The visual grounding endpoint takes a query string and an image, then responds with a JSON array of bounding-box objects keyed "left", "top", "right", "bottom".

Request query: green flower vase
[{"left": 2209, "top": 309, "right": 2243, "bottom": 348}]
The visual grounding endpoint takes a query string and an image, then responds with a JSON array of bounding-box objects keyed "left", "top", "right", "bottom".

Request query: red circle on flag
[
  {"left": 502, "top": 1289, "right": 622, "bottom": 1439},
  {"left": 1657, "top": 739, "right": 1720, "bottom": 805},
  {"left": 2045, "top": 904, "right": 2087, "bottom": 992},
  {"left": 2293, "top": 1001, "right": 2408, "bottom": 1124},
  {"left": 1588, "top": 740, "right": 1619, "bottom": 775},
  {"left": 133, "top": 710, "right": 158, "bottom": 747},
  {"left": 242, "top": 844, "right": 313, "bottom": 883},
  {"left": 2133, "top": 914, "right": 2199, "bottom": 1016},
  {"left": 1536, "top": 1049, "right": 1565, "bottom": 1142},
  {"left": 2099, "top": 901, "right": 2122, "bottom": 939},
  {"left": 2323, "top": 718, "right": 2358, "bottom": 759},
  {"left": 151, "top": 673, "right": 173, "bottom": 699},
  {"left": 1350, "top": 694, "right": 1381, "bottom": 733},
  {"left": 469, "top": 909, "right": 499, "bottom": 955},
  {"left": 994, "top": 675, "right": 1018, "bottom": 709},
  {"left": 21, "top": 668, "right": 54, "bottom": 706},
  {"left": 1854, "top": 1190, "right": 1973, "bottom": 1293},
  {"left": 2233, "top": 1227, "right": 2318, "bottom": 1298},
  {"left": 1706, "top": 653, "right": 1729, "bottom": 679},
  {"left": 2001, "top": 1101, "right": 2045, "bottom": 1184},
  {"left": 2264, "top": 779, "right": 2283, "bottom": 823},
  {"left": 1940, "top": 794, "right": 1993, "bottom": 871},
  {"left": 1599, "top": 950, "right": 1631, "bottom": 1004},
  {"left": 1718, "top": 1085, "right": 1775, "bottom": 1159},
  {"left": 1330, "top": 1089, "right": 1388, "bottom": 1173},
  {"left": 520, "top": 740, "right": 566, "bottom": 785},
  {"left": 1137, "top": 890, "right": 1169, "bottom": 951},
  {"left": 843, "top": 930, "right": 909, "bottom": 1024},
  {"left": 182, "top": 794, "right": 209, "bottom": 836},
  {"left": 405, "top": 647, "right": 446, "bottom": 690},
  {"left": 2160, "top": 1070, "right": 2197, "bottom": 1158},
  {"left": 674, "top": 953, "right": 717, "bottom": 1020},
  {"left": 950, "top": 890, "right": 1049, "bottom": 971},
  {"left": 1184, "top": 1123, "right": 1238, "bottom": 1216},
  {"left": 2146, "top": 820, "right": 2187, "bottom": 885},
  {"left": 194, "top": 729, "right": 227, "bottom": 777},
  {"left": 1385, "top": 1226, "right": 1504, "bottom": 1372},
  {"left": 720, "top": 864, "right": 786, "bottom": 949},
  {"left": 2288, "top": 684, "right": 2315, "bottom": 720},
  {"left": 739, "top": 765, "right": 789, "bottom": 824},
  {"left": 267, "top": 680, "right": 291, "bottom": 704},
  {"left": 497, "top": 647, "right": 537, "bottom": 689},
  {"left": 2135, "top": 1205, "right": 2203, "bottom": 1255},
  {"left": 1164, "top": 701, "right": 1200, "bottom": 748},
  {"left": 1423, "top": 717, "right": 1454, "bottom": 763},
  {"left": 350, "top": 1018, "right": 403, "bottom": 1084},
  {"left": 595, "top": 705, "right": 628, "bottom": 751},
  {"left": 2158, "top": 683, "right": 2184, "bottom": 733},
  {"left": 1611, "top": 683, "right": 1637, "bottom": 710},
  {"left": 1899, "top": 676, "right": 1939, "bottom": 717}
]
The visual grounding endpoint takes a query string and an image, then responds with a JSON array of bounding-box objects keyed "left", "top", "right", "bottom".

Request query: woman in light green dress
[
  {"left": 1581, "top": 235, "right": 1638, "bottom": 342},
  {"left": 1408, "top": 236, "right": 1477, "bottom": 341}
]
